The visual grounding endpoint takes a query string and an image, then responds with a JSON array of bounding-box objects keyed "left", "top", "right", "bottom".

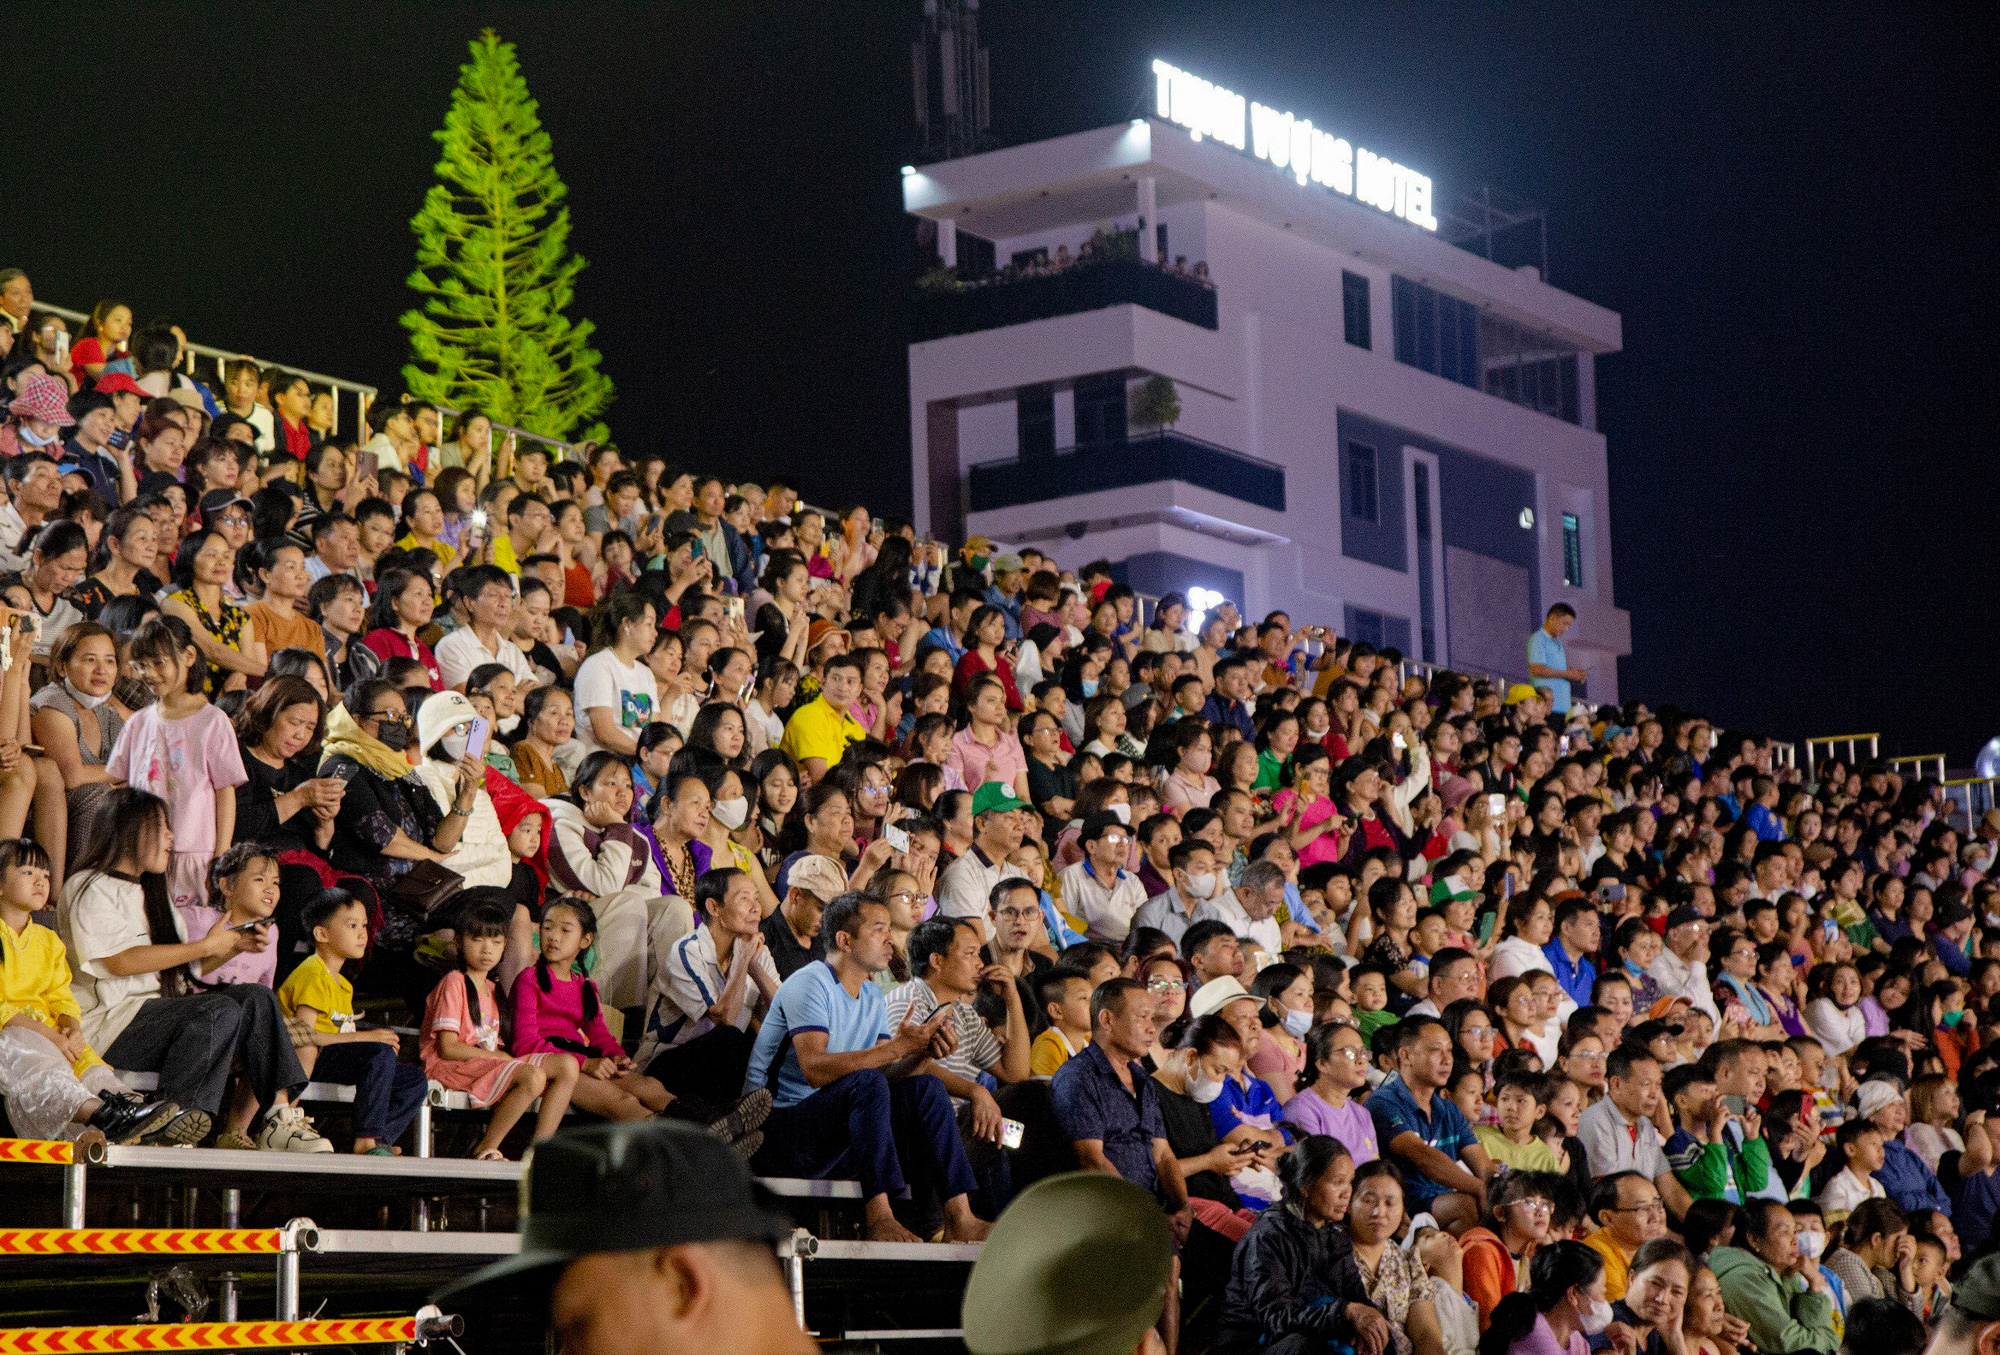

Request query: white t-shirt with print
[{"left": 573, "top": 649, "right": 658, "bottom": 754}]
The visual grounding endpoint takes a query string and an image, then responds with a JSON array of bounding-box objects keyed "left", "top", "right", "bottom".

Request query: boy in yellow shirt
[
  {"left": 1473, "top": 1068, "right": 1563, "bottom": 1172},
  {"left": 277, "top": 891, "right": 428, "bottom": 1155},
  {"left": 0, "top": 840, "right": 207, "bottom": 1143},
  {"left": 1029, "top": 967, "right": 1094, "bottom": 1078}
]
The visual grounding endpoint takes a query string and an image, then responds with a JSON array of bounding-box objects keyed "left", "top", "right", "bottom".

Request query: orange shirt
[
  {"left": 248, "top": 601, "right": 327, "bottom": 662},
  {"left": 1459, "top": 1227, "right": 1517, "bottom": 1331}
]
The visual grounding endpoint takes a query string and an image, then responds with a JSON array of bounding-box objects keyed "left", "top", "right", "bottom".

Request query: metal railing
[
  {"left": 38, "top": 303, "right": 582, "bottom": 462},
  {"left": 1805, "top": 733, "right": 1879, "bottom": 777},
  {"left": 1944, "top": 777, "right": 2000, "bottom": 829},
  {"left": 1888, "top": 753, "right": 1948, "bottom": 784}
]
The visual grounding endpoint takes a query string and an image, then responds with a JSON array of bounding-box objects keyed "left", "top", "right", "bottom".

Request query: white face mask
[
  {"left": 1188, "top": 1072, "right": 1224, "bottom": 1104},
  {"left": 1283, "top": 1007, "right": 1313, "bottom": 1037},
  {"left": 1796, "top": 1230, "right": 1826, "bottom": 1260},
  {"left": 441, "top": 730, "right": 470, "bottom": 762},
  {"left": 1110, "top": 803, "right": 1131, "bottom": 825},
  {"left": 1579, "top": 1299, "right": 1614, "bottom": 1336},
  {"left": 711, "top": 797, "right": 749, "bottom": 830},
  {"left": 1184, "top": 872, "right": 1217, "bottom": 902},
  {"left": 64, "top": 679, "right": 109, "bottom": 711}
]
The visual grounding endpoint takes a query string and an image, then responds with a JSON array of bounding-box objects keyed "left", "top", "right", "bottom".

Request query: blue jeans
[
  {"left": 754, "top": 1069, "right": 977, "bottom": 1203},
  {"left": 311, "top": 1042, "right": 428, "bottom": 1145}
]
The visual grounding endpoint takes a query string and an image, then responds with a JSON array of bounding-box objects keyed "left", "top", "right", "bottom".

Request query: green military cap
[
  {"left": 961, "top": 1172, "right": 1172, "bottom": 1355},
  {"left": 1953, "top": 1251, "right": 2000, "bottom": 1321}
]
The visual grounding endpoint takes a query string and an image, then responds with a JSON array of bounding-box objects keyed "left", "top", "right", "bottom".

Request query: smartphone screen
[
  {"left": 1487, "top": 794, "right": 1505, "bottom": 816},
  {"left": 465, "top": 716, "right": 491, "bottom": 762}
]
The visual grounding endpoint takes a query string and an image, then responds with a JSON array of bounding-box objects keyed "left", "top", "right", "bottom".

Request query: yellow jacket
[{"left": 1, "top": 916, "right": 104, "bottom": 1073}]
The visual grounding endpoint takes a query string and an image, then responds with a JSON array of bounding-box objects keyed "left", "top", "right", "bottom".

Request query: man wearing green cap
[
  {"left": 439, "top": 1119, "right": 813, "bottom": 1355},
  {"left": 962, "top": 1171, "right": 1174, "bottom": 1355},
  {"left": 938, "top": 781, "right": 1031, "bottom": 920}
]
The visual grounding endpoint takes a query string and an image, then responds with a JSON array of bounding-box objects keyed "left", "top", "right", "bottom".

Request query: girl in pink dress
[{"left": 421, "top": 901, "right": 581, "bottom": 1160}]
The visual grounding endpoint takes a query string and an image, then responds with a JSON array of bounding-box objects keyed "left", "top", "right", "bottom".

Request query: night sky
[{"left": 3, "top": 2, "right": 1994, "bottom": 763}]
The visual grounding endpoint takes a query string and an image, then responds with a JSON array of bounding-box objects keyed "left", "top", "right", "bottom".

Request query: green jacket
[
  {"left": 1708, "top": 1245, "right": 1838, "bottom": 1354},
  {"left": 1669, "top": 1129, "right": 1772, "bottom": 1201}
]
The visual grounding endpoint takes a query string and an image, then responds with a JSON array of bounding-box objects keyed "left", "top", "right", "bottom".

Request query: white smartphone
[
  {"left": 465, "top": 716, "right": 491, "bottom": 762},
  {"left": 883, "top": 823, "right": 911, "bottom": 854},
  {"left": 1000, "top": 1118, "right": 1026, "bottom": 1150}
]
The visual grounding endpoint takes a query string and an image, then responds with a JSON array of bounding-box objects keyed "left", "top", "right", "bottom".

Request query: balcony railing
[
  {"left": 914, "top": 257, "right": 1219, "bottom": 341},
  {"left": 967, "top": 430, "right": 1285, "bottom": 514}
]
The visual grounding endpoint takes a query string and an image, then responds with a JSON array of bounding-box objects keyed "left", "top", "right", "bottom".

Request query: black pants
[
  {"left": 644, "top": 1024, "right": 755, "bottom": 1107},
  {"left": 311, "top": 1043, "right": 429, "bottom": 1144},
  {"left": 103, "top": 987, "right": 308, "bottom": 1116}
]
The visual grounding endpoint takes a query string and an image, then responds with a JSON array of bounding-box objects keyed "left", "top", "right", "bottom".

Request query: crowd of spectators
[{"left": 0, "top": 272, "right": 1997, "bottom": 1355}]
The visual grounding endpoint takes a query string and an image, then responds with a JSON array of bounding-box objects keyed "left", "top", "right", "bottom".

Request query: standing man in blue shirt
[
  {"left": 746, "top": 892, "right": 991, "bottom": 1245},
  {"left": 1544, "top": 897, "right": 1602, "bottom": 1010},
  {"left": 1527, "top": 602, "right": 1588, "bottom": 714}
]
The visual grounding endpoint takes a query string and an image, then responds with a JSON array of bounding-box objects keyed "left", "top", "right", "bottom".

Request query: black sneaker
[
  {"left": 139, "top": 1107, "right": 212, "bottom": 1148},
  {"left": 87, "top": 1096, "right": 182, "bottom": 1145}
]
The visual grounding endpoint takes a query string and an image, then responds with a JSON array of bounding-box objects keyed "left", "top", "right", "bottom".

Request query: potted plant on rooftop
[{"left": 1131, "top": 374, "right": 1181, "bottom": 434}]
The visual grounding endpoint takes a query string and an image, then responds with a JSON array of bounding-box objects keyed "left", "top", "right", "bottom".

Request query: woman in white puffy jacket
[
  {"left": 412, "top": 691, "right": 516, "bottom": 893},
  {"left": 543, "top": 751, "right": 691, "bottom": 1011}
]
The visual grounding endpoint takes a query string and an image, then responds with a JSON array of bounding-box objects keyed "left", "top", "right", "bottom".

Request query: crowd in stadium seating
[{"left": 0, "top": 271, "right": 1996, "bottom": 1354}]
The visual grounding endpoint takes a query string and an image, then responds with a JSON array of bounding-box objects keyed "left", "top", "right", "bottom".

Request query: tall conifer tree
[{"left": 400, "top": 29, "right": 612, "bottom": 439}]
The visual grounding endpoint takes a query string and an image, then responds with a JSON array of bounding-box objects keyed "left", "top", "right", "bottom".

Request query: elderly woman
[
  {"left": 543, "top": 751, "right": 683, "bottom": 1014},
  {"left": 1347, "top": 1160, "right": 1449, "bottom": 1355},
  {"left": 30, "top": 621, "right": 129, "bottom": 882}
]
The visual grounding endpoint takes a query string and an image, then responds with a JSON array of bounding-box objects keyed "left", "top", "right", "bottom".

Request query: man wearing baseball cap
[
  {"left": 438, "top": 1120, "right": 812, "bottom": 1355},
  {"left": 1931, "top": 1252, "right": 2000, "bottom": 1355},
  {"left": 937, "top": 781, "right": 1031, "bottom": 921}
]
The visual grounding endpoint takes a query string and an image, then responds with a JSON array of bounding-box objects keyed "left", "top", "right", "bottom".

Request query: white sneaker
[{"left": 257, "top": 1104, "right": 335, "bottom": 1153}]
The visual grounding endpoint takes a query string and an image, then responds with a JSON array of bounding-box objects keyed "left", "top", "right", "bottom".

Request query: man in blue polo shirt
[
  {"left": 1527, "top": 602, "right": 1586, "bottom": 714},
  {"left": 747, "top": 891, "right": 991, "bottom": 1245},
  {"left": 1544, "top": 897, "right": 1602, "bottom": 1010},
  {"left": 1367, "top": 1017, "right": 1492, "bottom": 1233}
]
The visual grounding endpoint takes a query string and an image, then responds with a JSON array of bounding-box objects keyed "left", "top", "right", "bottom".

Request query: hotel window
[
  {"left": 1391, "top": 276, "right": 1479, "bottom": 389},
  {"left": 1073, "top": 372, "right": 1128, "bottom": 447},
  {"left": 1345, "top": 442, "right": 1379, "bottom": 524},
  {"left": 1342, "top": 271, "right": 1371, "bottom": 350},
  {"left": 1562, "top": 512, "right": 1584, "bottom": 587},
  {"left": 1017, "top": 385, "right": 1055, "bottom": 460}
]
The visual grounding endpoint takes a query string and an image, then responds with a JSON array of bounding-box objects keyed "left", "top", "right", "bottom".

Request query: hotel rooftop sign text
[{"left": 1151, "top": 59, "right": 1438, "bottom": 233}]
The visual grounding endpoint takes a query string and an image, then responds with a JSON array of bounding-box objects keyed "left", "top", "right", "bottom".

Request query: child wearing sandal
[
  {"left": 277, "top": 890, "right": 428, "bottom": 1154},
  {"left": 421, "top": 899, "right": 581, "bottom": 1159},
  {"left": 510, "top": 896, "right": 672, "bottom": 1122}
]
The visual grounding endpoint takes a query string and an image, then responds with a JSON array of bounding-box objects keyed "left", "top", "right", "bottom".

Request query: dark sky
[{"left": 3, "top": 2, "right": 1995, "bottom": 762}]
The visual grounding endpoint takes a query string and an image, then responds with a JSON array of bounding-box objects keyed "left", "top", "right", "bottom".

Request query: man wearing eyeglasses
[
  {"left": 1060, "top": 812, "right": 1148, "bottom": 944},
  {"left": 987, "top": 880, "right": 1055, "bottom": 1034},
  {"left": 1583, "top": 1171, "right": 1668, "bottom": 1302}
]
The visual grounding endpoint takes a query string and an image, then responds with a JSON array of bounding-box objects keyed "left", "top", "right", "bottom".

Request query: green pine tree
[{"left": 400, "top": 29, "right": 613, "bottom": 441}]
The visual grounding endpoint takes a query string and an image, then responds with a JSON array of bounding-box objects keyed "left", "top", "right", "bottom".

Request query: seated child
[
  {"left": 277, "top": 890, "right": 429, "bottom": 1154},
  {"left": 1029, "top": 965, "right": 1093, "bottom": 1078},
  {"left": 1475, "top": 1069, "right": 1564, "bottom": 1172},
  {"left": 187, "top": 845, "right": 281, "bottom": 990},
  {"left": 463, "top": 665, "right": 522, "bottom": 781},
  {"left": 1902, "top": 1231, "right": 1951, "bottom": 1325},
  {"left": 509, "top": 896, "right": 672, "bottom": 1123},
  {"left": 421, "top": 900, "right": 579, "bottom": 1160},
  {"left": 1351, "top": 964, "right": 1400, "bottom": 1042},
  {"left": 0, "top": 838, "right": 207, "bottom": 1144}
]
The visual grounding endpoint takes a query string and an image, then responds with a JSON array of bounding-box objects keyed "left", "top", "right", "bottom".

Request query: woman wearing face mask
[
  {"left": 413, "top": 689, "right": 522, "bottom": 897},
  {"left": 1246, "top": 962, "right": 1314, "bottom": 1102},
  {"left": 1149, "top": 1014, "right": 1263, "bottom": 1243},
  {"left": 1163, "top": 721, "right": 1219, "bottom": 817},
  {"left": 1477, "top": 1239, "right": 1612, "bottom": 1355},
  {"left": 1217, "top": 1134, "right": 1390, "bottom": 1355},
  {"left": 1284, "top": 1021, "right": 1380, "bottom": 1163},
  {"left": 693, "top": 762, "right": 780, "bottom": 919},
  {"left": 1705, "top": 1201, "right": 1838, "bottom": 1355}
]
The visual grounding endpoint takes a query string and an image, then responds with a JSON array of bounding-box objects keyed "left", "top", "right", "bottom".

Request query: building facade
[{"left": 903, "top": 98, "right": 1631, "bottom": 699}]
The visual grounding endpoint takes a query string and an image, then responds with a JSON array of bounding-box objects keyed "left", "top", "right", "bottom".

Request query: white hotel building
[{"left": 902, "top": 63, "right": 1631, "bottom": 699}]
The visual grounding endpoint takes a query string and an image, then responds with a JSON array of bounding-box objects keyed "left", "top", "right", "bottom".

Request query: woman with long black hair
[
  {"left": 58, "top": 787, "right": 325, "bottom": 1152},
  {"left": 1218, "top": 1133, "right": 1391, "bottom": 1355}
]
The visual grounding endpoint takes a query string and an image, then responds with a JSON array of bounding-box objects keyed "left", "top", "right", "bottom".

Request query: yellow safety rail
[
  {"left": 0, "top": 1139, "right": 73, "bottom": 1165},
  {"left": 0, "top": 1319, "right": 419, "bottom": 1354},
  {"left": 1805, "top": 734, "right": 1880, "bottom": 775},
  {"left": 0, "top": 1229, "right": 282, "bottom": 1256},
  {"left": 1887, "top": 754, "right": 1948, "bottom": 782}
]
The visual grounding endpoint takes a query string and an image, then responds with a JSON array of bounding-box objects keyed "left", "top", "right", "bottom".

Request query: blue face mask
[{"left": 1081, "top": 679, "right": 1099, "bottom": 698}]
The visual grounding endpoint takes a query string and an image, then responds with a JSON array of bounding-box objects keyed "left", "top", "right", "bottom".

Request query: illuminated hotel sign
[{"left": 1151, "top": 59, "right": 1438, "bottom": 232}]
